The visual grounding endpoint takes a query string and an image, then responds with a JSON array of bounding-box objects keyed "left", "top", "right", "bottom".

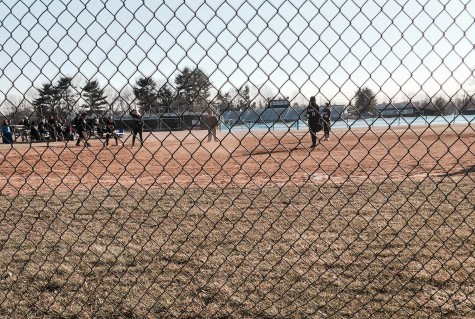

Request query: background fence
[{"left": 1, "top": 0, "right": 475, "bottom": 318}]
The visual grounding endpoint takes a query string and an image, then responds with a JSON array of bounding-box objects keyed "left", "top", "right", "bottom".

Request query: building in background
[{"left": 376, "top": 102, "right": 421, "bottom": 117}]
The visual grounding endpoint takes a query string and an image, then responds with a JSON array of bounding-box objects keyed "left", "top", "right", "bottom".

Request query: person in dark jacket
[
  {"left": 204, "top": 110, "right": 219, "bottom": 142},
  {"left": 86, "top": 114, "right": 97, "bottom": 138},
  {"left": 321, "top": 102, "right": 331, "bottom": 141},
  {"left": 30, "top": 121, "right": 41, "bottom": 141},
  {"left": 75, "top": 112, "right": 90, "bottom": 147},
  {"left": 37, "top": 119, "right": 49, "bottom": 139},
  {"left": 19, "top": 117, "right": 32, "bottom": 142},
  {"left": 306, "top": 96, "right": 321, "bottom": 148},
  {"left": 130, "top": 109, "right": 143, "bottom": 148},
  {"left": 48, "top": 115, "right": 58, "bottom": 141},
  {"left": 104, "top": 116, "right": 119, "bottom": 147}
]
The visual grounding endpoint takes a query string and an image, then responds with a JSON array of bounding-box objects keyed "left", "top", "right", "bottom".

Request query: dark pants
[
  {"left": 323, "top": 122, "right": 330, "bottom": 139},
  {"left": 132, "top": 126, "right": 143, "bottom": 146},
  {"left": 2, "top": 132, "right": 13, "bottom": 144},
  {"left": 207, "top": 127, "right": 218, "bottom": 141},
  {"left": 105, "top": 133, "right": 118, "bottom": 146},
  {"left": 76, "top": 130, "right": 88, "bottom": 145},
  {"left": 309, "top": 121, "right": 318, "bottom": 146}
]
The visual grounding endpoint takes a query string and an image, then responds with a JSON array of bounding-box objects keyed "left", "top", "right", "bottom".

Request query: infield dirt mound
[{"left": 0, "top": 124, "right": 473, "bottom": 196}]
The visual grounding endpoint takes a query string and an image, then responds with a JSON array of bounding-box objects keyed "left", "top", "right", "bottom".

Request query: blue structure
[
  {"left": 2, "top": 124, "right": 13, "bottom": 144},
  {"left": 221, "top": 98, "right": 307, "bottom": 128}
]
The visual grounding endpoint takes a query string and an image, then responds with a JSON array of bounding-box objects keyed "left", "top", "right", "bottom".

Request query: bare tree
[{"left": 3, "top": 94, "right": 35, "bottom": 122}]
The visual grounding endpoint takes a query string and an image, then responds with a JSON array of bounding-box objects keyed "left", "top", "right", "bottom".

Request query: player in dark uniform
[
  {"left": 75, "top": 112, "right": 90, "bottom": 147},
  {"left": 306, "top": 96, "right": 321, "bottom": 148},
  {"left": 130, "top": 109, "right": 143, "bottom": 148},
  {"left": 321, "top": 102, "right": 331, "bottom": 141},
  {"left": 47, "top": 116, "right": 58, "bottom": 141},
  {"left": 204, "top": 110, "right": 219, "bottom": 142},
  {"left": 104, "top": 116, "right": 119, "bottom": 147}
]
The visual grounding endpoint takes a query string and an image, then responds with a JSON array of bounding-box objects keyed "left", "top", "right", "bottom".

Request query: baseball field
[{"left": 0, "top": 124, "right": 474, "bottom": 318}]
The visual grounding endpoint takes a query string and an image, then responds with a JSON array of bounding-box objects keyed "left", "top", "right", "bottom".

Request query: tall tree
[
  {"left": 55, "top": 76, "right": 78, "bottom": 116},
  {"left": 213, "top": 90, "right": 232, "bottom": 113},
  {"left": 458, "top": 93, "right": 473, "bottom": 113},
  {"left": 32, "top": 83, "right": 59, "bottom": 117},
  {"left": 434, "top": 96, "right": 447, "bottom": 114},
  {"left": 3, "top": 94, "right": 35, "bottom": 122},
  {"left": 110, "top": 87, "right": 134, "bottom": 113},
  {"left": 82, "top": 80, "right": 108, "bottom": 115},
  {"left": 237, "top": 85, "right": 251, "bottom": 110},
  {"left": 157, "top": 83, "right": 175, "bottom": 113},
  {"left": 224, "top": 92, "right": 232, "bottom": 109},
  {"left": 175, "top": 67, "right": 212, "bottom": 111},
  {"left": 355, "top": 87, "right": 377, "bottom": 115},
  {"left": 133, "top": 77, "right": 157, "bottom": 113}
]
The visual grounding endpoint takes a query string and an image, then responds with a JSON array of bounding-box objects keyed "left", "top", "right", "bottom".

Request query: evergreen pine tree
[
  {"left": 82, "top": 80, "right": 108, "bottom": 115},
  {"left": 237, "top": 85, "right": 250, "bottom": 110},
  {"left": 133, "top": 77, "right": 157, "bottom": 113},
  {"left": 175, "top": 67, "right": 211, "bottom": 111},
  {"left": 32, "top": 83, "right": 59, "bottom": 117},
  {"left": 55, "top": 76, "right": 78, "bottom": 117},
  {"left": 157, "top": 83, "right": 174, "bottom": 113},
  {"left": 355, "top": 87, "right": 378, "bottom": 115}
]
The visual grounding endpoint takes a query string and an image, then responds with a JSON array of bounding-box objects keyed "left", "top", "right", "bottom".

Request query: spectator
[
  {"left": 48, "top": 115, "right": 58, "bottom": 141},
  {"left": 55, "top": 116, "right": 65, "bottom": 141},
  {"left": 1, "top": 119, "right": 13, "bottom": 144},
  {"left": 64, "top": 121, "right": 74, "bottom": 141},
  {"left": 86, "top": 114, "right": 97, "bottom": 138},
  {"left": 37, "top": 119, "right": 50, "bottom": 139},
  {"left": 30, "top": 121, "right": 41, "bottom": 141},
  {"left": 19, "top": 117, "right": 31, "bottom": 142}
]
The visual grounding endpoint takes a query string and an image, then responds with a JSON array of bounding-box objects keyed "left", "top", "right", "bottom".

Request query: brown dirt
[
  {"left": 0, "top": 124, "right": 473, "bottom": 196},
  {"left": 0, "top": 124, "right": 474, "bottom": 318}
]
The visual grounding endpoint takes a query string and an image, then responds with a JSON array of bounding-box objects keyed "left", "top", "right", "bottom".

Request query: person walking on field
[
  {"left": 130, "top": 109, "right": 143, "bottom": 148},
  {"left": 204, "top": 110, "right": 219, "bottom": 142},
  {"left": 321, "top": 102, "right": 331, "bottom": 141},
  {"left": 306, "top": 96, "right": 322, "bottom": 148},
  {"left": 75, "top": 112, "right": 91, "bottom": 147}
]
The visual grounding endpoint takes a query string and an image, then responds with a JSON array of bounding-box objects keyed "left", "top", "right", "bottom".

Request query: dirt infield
[
  {"left": 0, "top": 124, "right": 474, "bottom": 318},
  {"left": 0, "top": 124, "right": 474, "bottom": 196}
]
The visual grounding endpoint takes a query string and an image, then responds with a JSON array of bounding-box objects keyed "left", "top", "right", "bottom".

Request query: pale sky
[{"left": 1, "top": 0, "right": 474, "bottom": 105}]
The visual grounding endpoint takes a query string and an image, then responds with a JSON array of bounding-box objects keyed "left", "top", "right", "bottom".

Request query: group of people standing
[
  {"left": 73, "top": 109, "right": 144, "bottom": 148},
  {"left": 307, "top": 96, "right": 331, "bottom": 148},
  {"left": 3, "top": 102, "right": 330, "bottom": 149},
  {"left": 2, "top": 116, "right": 72, "bottom": 144},
  {"left": 0, "top": 108, "right": 145, "bottom": 148}
]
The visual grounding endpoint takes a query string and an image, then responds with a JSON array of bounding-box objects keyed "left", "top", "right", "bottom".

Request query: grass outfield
[{"left": 1, "top": 176, "right": 474, "bottom": 318}]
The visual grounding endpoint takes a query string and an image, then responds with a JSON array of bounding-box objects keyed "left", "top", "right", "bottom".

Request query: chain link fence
[{"left": 1, "top": 0, "right": 475, "bottom": 318}]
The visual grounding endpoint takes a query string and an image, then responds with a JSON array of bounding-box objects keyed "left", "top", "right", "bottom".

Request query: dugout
[
  {"left": 158, "top": 113, "right": 181, "bottom": 130},
  {"left": 260, "top": 107, "right": 286, "bottom": 123},
  {"left": 181, "top": 111, "right": 203, "bottom": 130},
  {"left": 221, "top": 110, "right": 243, "bottom": 127}
]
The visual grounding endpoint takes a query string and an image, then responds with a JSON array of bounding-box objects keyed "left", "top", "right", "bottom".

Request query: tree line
[
  {"left": 3, "top": 66, "right": 258, "bottom": 122},
  {"left": 352, "top": 87, "right": 471, "bottom": 116},
  {"left": 3, "top": 68, "right": 471, "bottom": 123},
  {"left": 125, "top": 67, "right": 254, "bottom": 114}
]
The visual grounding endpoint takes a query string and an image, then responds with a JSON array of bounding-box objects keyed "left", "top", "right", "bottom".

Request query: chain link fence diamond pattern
[{"left": 1, "top": 0, "right": 475, "bottom": 318}]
